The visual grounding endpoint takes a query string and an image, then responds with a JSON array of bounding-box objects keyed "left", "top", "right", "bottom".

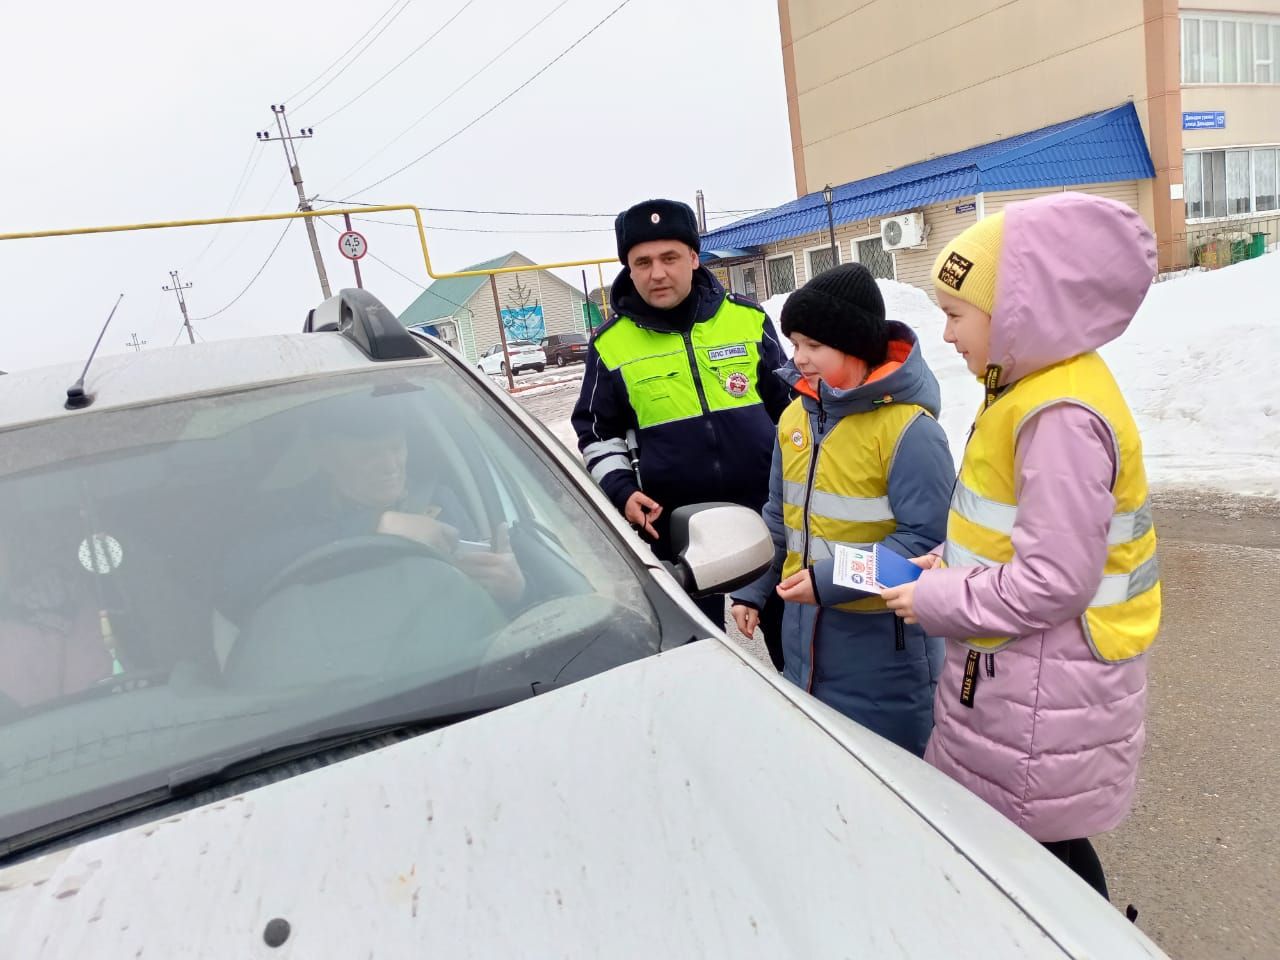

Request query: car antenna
[{"left": 65, "top": 293, "right": 125, "bottom": 411}]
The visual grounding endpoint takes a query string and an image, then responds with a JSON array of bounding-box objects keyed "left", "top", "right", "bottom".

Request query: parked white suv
[{"left": 0, "top": 290, "right": 1166, "bottom": 959}]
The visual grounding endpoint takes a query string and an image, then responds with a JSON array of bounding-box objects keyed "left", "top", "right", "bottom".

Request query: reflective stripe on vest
[
  {"left": 592, "top": 298, "right": 769, "bottom": 429},
  {"left": 779, "top": 397, "right": 924, "bottom": 613},
  {"left": 946, "top": 352, "right": 1161, "bottom": 661}
]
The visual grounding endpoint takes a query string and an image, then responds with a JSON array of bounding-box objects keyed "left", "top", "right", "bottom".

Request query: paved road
[{"left": 514, "top": 377, "right": 1280, "bottom": 960}]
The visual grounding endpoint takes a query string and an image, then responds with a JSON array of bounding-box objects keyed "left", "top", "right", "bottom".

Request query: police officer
[{"left": 572, "top": 198, "right": 790, "bottom": 654}]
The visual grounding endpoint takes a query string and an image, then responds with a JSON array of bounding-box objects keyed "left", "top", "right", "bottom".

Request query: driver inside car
[
  {"left": 321, "top": 417, "right": 526, "bottom": 611},
  {"left": 0, "top": 529, "right": 115, "bottom": 710},
  {"left": 221, "top": 406, "right": 527, "bottom": 625}
]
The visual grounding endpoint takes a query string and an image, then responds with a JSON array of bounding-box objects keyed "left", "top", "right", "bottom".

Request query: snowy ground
[{"left": 764, "top": 255, "right": 1280, "bottom": 499}]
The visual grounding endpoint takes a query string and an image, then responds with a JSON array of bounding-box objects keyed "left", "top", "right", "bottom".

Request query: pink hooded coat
[{"left": 914, "top": 192, "right": 1158, "bottom": 843}]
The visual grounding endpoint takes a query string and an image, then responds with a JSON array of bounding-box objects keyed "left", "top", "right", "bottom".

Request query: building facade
[
  {"left": 398, "top": 252, "right": 589, "bottom": 364},
  {"left": 702, "top": 0, "right": 1280, "bottom": 296}
]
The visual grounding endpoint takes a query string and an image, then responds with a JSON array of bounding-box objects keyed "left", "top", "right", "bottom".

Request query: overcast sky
[{"left": 1, "top": 0, "right": 794, "bottom": 371}]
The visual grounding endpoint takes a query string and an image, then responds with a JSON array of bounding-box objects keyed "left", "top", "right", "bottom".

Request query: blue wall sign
[
  {"left": 1183, "top": 111, "right": 1226, "bottom": 130},
  {"left": 955, "top": 202, "right": 977, "bottom": 214}
]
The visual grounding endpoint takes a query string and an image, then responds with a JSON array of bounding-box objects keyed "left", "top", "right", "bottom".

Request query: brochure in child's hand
[{"left": 832, "top": 544, "right": 924, "bottom": 594}]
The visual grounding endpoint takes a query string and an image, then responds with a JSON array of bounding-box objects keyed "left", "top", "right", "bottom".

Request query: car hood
[{"left": 0, "top": 641, "right": 1165, "bottom": 959}]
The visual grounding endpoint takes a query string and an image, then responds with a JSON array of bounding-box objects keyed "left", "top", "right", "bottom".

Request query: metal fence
[{"left": 1173, "top": 214, "right": 1280, "bottom": 271}]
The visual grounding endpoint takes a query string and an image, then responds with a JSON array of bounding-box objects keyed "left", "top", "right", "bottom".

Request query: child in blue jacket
[{"left": 731, "top": 265, "right": 953, "bottom": 756}]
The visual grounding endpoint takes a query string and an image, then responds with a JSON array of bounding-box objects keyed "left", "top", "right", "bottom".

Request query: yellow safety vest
[
  {"left": 945, "top": 352, "right": 1161, "bottom": 661},
  {"left": 779, "top": 397, "right": 927, "bottom": 613},
  {"left": 592, "top": 297, "right": 769, "bottom": 428}
]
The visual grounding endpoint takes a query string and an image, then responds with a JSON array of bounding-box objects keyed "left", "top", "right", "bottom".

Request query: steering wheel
[
  {"left": 230, "top": 533, "right": 505, "bottom": 689},
  {"left": 254, "top": 534, "right": 453, "bottom": 605}
]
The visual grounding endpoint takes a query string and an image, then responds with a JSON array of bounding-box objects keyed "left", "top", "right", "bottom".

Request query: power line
[
  {"left": 355, "top": 215, "right": 613, "bottom": 234},
  {"left": 340, "top": 213, "right": 747, "bottom": 235},
  {"left": 343, "top": 0, "right": 636, "bottom": 200},
  {"left": 190, "top": 142, "right": 266, "bottom": 268},
  {"left": 324, "top": 0, "right": 573, "bottom": 195},
  {"left": 190, "top": 220, "right": 295, "bottom": 321},
  {"left": 313, "top": 1, "right": 479, "bottom": 128},
  {"left": 258, "top": 171, "right": 290, "bottom": 213},
  {"left": 318, "top": 197, "right": 769, "bottom": 219},
  {"left": 319, "top": 217, "right": 432, "bottom": 294},
  {"left": 293, "top": 0, "right": 414, "bottom": 113},
  {"left": 283, "top": 0, "right": 406, "bottom": 105}
]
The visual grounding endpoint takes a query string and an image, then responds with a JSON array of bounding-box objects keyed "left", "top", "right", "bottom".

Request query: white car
[
  {"left": 477, "top": 339, "right": 545, "bottom": 376},
  {"left": 0, "top": 290, "right": 1167, "bottom": 959}
]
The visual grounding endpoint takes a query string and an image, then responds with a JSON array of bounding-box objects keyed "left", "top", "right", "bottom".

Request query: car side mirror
[{"left": 664, "top": 503, "right": 773, "bottom": 598}]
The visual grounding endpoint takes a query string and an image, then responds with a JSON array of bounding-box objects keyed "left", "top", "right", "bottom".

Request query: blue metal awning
[
  {"left": 700, "top": 103, "right": 1155, "bottom": 251},
  {"left": 699, "top": 247, "right": 756, "bottom": 263}
]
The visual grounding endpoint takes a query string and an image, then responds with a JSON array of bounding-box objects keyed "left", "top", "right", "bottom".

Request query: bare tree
[{"left": 503, "top": 275, "right": 543, "bottom": 341}]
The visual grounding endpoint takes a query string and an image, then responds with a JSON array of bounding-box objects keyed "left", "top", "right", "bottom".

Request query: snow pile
[
  {"left": 767, "top": 263, "right": 1280, "bottom": 498},
  {"left": 1105, "top": 253, "right": 1280, "bottom": 497},
  {"left": 762, "top": 293, "right": 794, "bottom": 358}
]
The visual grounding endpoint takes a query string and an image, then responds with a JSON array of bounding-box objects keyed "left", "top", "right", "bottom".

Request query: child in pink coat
[{"left": 883, "top": 192, "right": 1161, "bottom": 904}]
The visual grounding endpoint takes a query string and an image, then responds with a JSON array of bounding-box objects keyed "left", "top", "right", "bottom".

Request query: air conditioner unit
[{"left": 880, "top": 213, "right": 926, "bottom": 251}]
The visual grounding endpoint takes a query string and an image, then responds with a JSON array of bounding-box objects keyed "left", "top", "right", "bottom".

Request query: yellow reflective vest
[
  {"left": 779, "top": 396, "right": 929, "bottom": 613},
  {"left": 592, "top": 297, "right": 769, "bottom": 428},
  {"left": 945, "top": 352, "right": 1161, "bottom": 661}
]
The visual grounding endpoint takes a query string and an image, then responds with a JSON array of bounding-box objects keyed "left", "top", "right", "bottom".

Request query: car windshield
[
  {"left": 0, "top": 359, "right": 658, "bottom": 850},
  {"left": 509, "top": 340, "right": 538, "bottom": 349},
  {"left": 559, "top": 334, "right": 587, "bottom": 345}
]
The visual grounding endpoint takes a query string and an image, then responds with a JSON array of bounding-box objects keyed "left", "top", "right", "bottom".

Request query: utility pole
[
  {"left": 257, "top": 104, "right": 331, "bottom": 298},
  {"left": 124, "top": 333, "right": 147, "bottom": 352},
  {"left": 162, "top": 270, "right": 196, "bottom": 344},
  {"left": 488, "top": 274, "right": 516, "bottom": 393},
  {"left": 342, "top": 212, "right": 364, "bottom": 289},
  {"left": 695, "top": 189, "right": 708, "bottom": 233}
]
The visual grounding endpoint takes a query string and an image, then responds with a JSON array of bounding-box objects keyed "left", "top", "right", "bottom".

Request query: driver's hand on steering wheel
[
  {"left": 453, "top": 523, "right": 524, "bottom": 608},
  {"left": 377, "top": 510, "right": 460, "bottom": 554}
]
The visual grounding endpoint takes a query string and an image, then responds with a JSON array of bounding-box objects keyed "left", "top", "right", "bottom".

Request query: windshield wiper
[
  {"left": 1, "top": 682, "right": 549, "bottom": 865},
  {"left": 165, "top": 682, "right": 547, "bottom": 794}
]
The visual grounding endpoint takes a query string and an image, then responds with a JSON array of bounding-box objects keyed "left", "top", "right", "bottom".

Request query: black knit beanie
[
  {"left": 615, "top": 199, "right": 701, "bottom": 264},
  {"left": 780, "top": 264, "right": 888, "bottom": 368}
]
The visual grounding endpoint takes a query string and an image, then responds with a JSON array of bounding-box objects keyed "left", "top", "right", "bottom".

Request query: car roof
[{"left": 0, "top": 333, "right": 435, "bottom": 432}]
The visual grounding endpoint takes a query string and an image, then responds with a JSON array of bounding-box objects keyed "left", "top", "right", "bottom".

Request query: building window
[
  {"left": 1186, "top": 152, "right": 1204, "bottom": 219},
  {"left": 806, "top": 246, "right": 838, "bottom": 280},
  {"left": 1183, "top": 14, "right": 1280, "bottom": 84},
  {"left": 1185, "top": 147, "right": 1280, "bottom": 219},
  {"left": 766, "top": 254, "right": 796, "bottom": 294},
  {"left": 852, "top": 236, "right": 896, "bottom": 280},
  {"left": 1206, "top": 150, "right": 1227, "bottom": 218},
  {"left": 1227, "top": 151, "right": 1252, "bottom": 215},
  {"left": 729, "top": 262, "right": 762, "bottom": 300},
  {"left": 1258, "top": 23, "right": 1273, "bottom": 83},
  {"left": 1203, "top": 18, "right": 1220, "bottom": 82},
  {"left": 1184, "top": 18, "right": 1202, "bottom": 82},
  {"left": 1222, "top": 20, "right": 1237, "bottom": 82},
  {"left": 1255, "top": 149, "right": 1278, "bottom": 211}
]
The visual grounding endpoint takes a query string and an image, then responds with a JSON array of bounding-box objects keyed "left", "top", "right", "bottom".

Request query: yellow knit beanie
[{"left": 932, "top": 212, "right": 1005, "bottom": 315}]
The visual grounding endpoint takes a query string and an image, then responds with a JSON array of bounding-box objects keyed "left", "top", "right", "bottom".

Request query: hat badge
[{"left": 650, "top": 212, "right": 661, "bottom": 224}]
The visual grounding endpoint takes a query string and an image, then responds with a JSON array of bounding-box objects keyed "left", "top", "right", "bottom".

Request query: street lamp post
[{"left": 823, "top": 184, "right": 839, "bottom": 268}]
